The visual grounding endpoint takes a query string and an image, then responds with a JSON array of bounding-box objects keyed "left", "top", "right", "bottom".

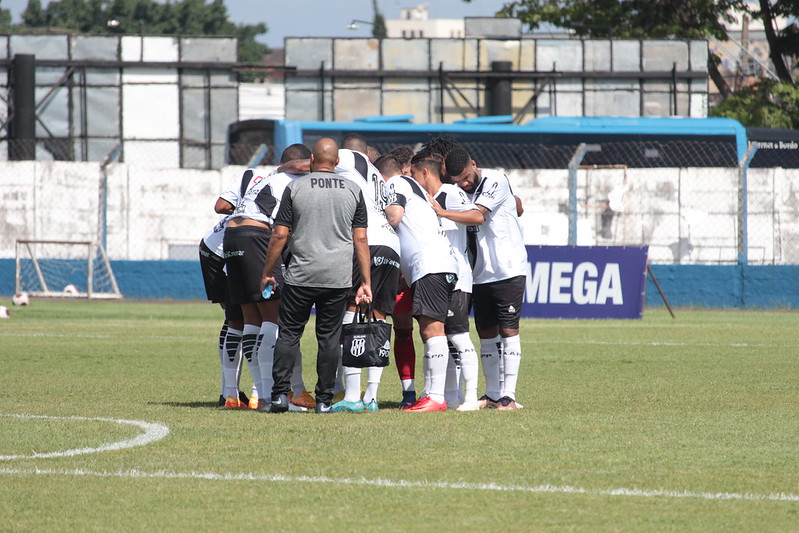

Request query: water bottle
[{"left": 262, "top": 282, "right": 276, "bottom": 300}]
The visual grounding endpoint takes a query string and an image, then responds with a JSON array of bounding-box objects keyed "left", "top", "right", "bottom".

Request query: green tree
[
  {"left": 0, "top": 0, "right": 12, "bottom": 32},
  {"left": 710, "top": 78, "right": 799, "bottom": 127},
  {"left": 372, "top": 0, "right": 387, "bottom": 39},
  {"left": 21, "top": 0, "right": 46, "bottom": 27},
  {"left": 16, "top": 0, "right": 268, "bottom": 70}
]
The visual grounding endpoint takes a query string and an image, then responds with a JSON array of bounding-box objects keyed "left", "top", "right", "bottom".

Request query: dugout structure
[{"left": 15, "top": 240, "right": 121, "bottom": 299}]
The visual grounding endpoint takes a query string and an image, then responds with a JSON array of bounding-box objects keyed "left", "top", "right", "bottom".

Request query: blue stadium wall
[{"left": 1, "top": 258, "right": 798, "bottom": 310}]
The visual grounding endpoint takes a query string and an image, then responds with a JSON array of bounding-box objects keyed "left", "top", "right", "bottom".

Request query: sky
[{"left": 1, "top": 0, "right": 514, "bottom": 48}]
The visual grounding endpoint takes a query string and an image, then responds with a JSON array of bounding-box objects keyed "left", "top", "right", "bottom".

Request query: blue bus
[{"left": 229, "top": 115, "right": 755, "bottom": 169}]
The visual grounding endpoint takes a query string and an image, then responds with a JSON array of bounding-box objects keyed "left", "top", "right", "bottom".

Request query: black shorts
[
  {"left": 444, "top": 289, "right": 471, "bottom": 335},
  {"left": 411, "top": 272, "right": 457, "bottom": 323},
  {"left": 472, "top": 275, "right": 525, "bottom": 331},
  {"left": 199, "top": 239, "right": 226, "bottom": 303},
  {"left": 349, "top": 245, "right": 401, "bottom": 315},
  {"left": 223, "top": 225, "right": 284, "bottom": 305}
]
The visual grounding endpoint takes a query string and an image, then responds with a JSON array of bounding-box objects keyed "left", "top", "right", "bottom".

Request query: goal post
[{"left": 15, "top": 240, "right": 122, "bottom": 299}]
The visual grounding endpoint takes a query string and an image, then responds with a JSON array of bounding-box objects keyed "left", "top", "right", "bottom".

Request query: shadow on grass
[{"left": 151, "top": 401, "right": 222, "bottom": 409}]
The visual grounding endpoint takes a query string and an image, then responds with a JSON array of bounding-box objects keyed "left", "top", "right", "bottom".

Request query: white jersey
[
  {"left": 467, "top": 168, "right": 527, "bottom": 284},
  {"left": 386, "top": 175, "right": 458, "bottom": 284},
  {"left": 202, "top": 216, "right": 228, "bottom": 257},
  {"left": 231, "top": 169, "right": 297, "bottom": 226},
  {"left": 336, "top": 149, "right": 400, "bottom": 254},
  {"left": 434, "top": 183, "right": 478, "bottom": 293},
  {"left": 204, "top": 170, "right": 252, "bottom": 255}
]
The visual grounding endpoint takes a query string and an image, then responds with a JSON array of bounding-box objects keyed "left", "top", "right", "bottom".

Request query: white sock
[
  {"left": 363, "top": 366, "right": 383, "bottom": 403},
  {"left": 242, "top": 324, "right": 262, "bottom": 399},
  {"left": 424, "top": 336, "right": 449, "bottom": 403},
  {"left": 480, "top": 336, "right": 502, "bottom": 401},
  {"left": 334, "top": 310, "right": 357, "bottom": 396},
  {"left": 257, "top": 321, "right": 278, "bottom": 403},
  {"left": 501, "top": 335, "right": 522, "bottom": 400},
  {"left": 444, "top": 354, "right": 460, "bottom": 408},
  {"left": 449, "top": 332, "right": 479, "bottom": 403},
  {"left": 401, "top": 378, "right": 415, "bottom": 392},
  {"left": 222, "top": 327, "right": 242, "bottom": 399},
  {"left": 343, "top": 366, "right": 361, "bottom": 402}
]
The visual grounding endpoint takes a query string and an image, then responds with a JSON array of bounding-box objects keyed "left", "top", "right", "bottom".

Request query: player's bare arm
[
  {"left": 515, "top": 195, "right": 524, "bottom": 217},
  {"left": 260, "top": 224, "right": 289, "bottom": 292},
  {"left": 384, "top": 204, "right": 404, "bottom": 228},
  {"left": 352, "top": 226, "right": 372, "bottom": 304},
  {"left": 214, "top": 197, "right": 234, "bottom": 214},
  {"left": 277, "top": 158, "right": 310, "bottom": 175},
  {"left": 428, "top": 194, "right": 485, "bottom": 225}
]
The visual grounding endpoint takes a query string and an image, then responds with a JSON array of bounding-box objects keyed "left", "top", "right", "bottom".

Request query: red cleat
[{"left": 402, "top": 396, "right": 447, "bottom": 412}]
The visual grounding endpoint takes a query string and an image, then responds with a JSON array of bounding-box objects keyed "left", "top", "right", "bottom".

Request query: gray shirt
[{"left": 274, "top": 171, "right": 368, "bottom": 288}]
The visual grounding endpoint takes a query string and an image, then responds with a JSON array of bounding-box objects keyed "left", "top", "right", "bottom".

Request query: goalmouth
[{"left": 15, "top": 240, "right": 122, "bottom": 299}]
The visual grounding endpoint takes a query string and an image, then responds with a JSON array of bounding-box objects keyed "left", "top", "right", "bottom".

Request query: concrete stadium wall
[
  {"left": 2, "top": 161, "right": 799, "bottom": 310},
  {"left": 4, "top": 161, "right": 799, "bottom": 264}
]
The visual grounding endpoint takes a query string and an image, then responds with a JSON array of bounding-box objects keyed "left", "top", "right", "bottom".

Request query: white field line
[
  {"left": 0, "top": 414, "right": 169, "bottom": 460},
  {"left": 0, "top": 466, "right": 796, "bottom": 502},
  {"left": 1, "top": 414, "right": 796, "bottom": 502},
  {"left": 1, "top": 331, "right": 797, "bottom": 348}
]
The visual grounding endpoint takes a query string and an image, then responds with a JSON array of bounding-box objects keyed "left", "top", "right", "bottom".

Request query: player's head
[
  {"left": 388, "top": 145, "right": 414, "bottom": 175},
  {"left": 342, "top": 133, "right": 368, "bottom": 154},
  {"left": 366, "top": 145, "right": 381, "bottom": 163},
  {"left": 310, "top": 138, "right": 339, "bottom": 171},
  {"left": 422, "top": 134, "right": 460, "bottom": 158},
  {"left": 280, "top": 143, "right": 311, "bottom": 164},
  {"left": 410, "top": 150, "right": 443, "bottom": 184},
  {"left": 374, "top": 155, "right": 402, "bottom": 180},
  {"left": 445, "top": 149, "right": 478, "bottom": 193}
]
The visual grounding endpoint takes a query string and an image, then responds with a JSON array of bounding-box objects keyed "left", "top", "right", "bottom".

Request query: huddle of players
[{"left": 199, "top": 133, "right": 527, "bottom": 413}]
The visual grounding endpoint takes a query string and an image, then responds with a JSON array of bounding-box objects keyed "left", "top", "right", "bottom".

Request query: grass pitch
[{"left": 1, "top": 300, "right": 797, "bottom": 531}]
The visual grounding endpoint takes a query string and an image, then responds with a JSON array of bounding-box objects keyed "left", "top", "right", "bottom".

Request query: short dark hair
[
  {"left": 374, "top": 155, "right": 402, "bottom": 177},
  {"left": 341, "top": 133, "right": 368, "bottom": 153},
  {"left": 280, "top": 143, "right": 311, "bottom": 163},
  {"left": 422, "top": 135, "right": 460, "bottom": 158},
  {"left": 388, "top": 145, "right": 414, "bottom": 167},
  {"left": 445, "top": 148, "right": 472, "bottom": 177},
  {"left": 411, "top": 150, "right": 443, "bottom": 177}
]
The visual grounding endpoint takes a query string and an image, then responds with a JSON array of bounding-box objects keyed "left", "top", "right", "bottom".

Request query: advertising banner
[{"left": 522, "top": 246, "right": 648, "bottom": 319}]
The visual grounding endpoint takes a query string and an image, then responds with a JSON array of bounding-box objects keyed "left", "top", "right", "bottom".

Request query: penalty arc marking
[
  {"left": 1, "top": 414, "right": 796, "bottom": 503},
  {"left": 0, "top": 414, "right": 170, "bottom": 460}
]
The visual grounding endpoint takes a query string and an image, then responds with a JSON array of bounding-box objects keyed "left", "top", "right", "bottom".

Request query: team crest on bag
[{"left": 350, "top": 335, "right": 366, "bottom": 357}]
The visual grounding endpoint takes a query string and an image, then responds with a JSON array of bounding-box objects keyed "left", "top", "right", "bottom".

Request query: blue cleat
[
  {"left": 331, "top": 399, "right": 365, "bottom": 413},
  {"left": 364, "top": 400, "right": 378, "bottom": 412}
]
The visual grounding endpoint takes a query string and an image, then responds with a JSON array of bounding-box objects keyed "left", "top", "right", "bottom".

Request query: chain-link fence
[{"left": 1, "top": 138, "right": 798, "bottom": 266}]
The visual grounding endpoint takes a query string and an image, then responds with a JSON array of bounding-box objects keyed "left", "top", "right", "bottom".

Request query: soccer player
[
  {"left": 261, "top": 138, "right": 372, "bottom": 414},
  {"left": 385, "top": 145, "right": 418, "bottom": 407},
  {"left": 445, "top": 149, "right": 528, "bottom": 410},
  {"left": 223, "top": 143, "right": 311, "bottom": 410},
  {"left": 332, "top": 133, "right": 401, "bottom": 413},
  {"left": 384, "top": 152, "right": 459, "bottom": 412},
  {"left": 421, "top": 154, "right": 484, "bottom": 411},
  {"left": 199, "top": 216, "right": 247, "bottom": 407}
]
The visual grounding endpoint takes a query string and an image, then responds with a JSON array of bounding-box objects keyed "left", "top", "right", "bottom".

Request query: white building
[{"left": 386, "top": 4, "right": 464, "bottom": 39}]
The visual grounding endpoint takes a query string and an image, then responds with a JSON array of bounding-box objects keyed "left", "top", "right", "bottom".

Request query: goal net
[{"left": 15, "top": 240, "right": 122, "bottom": 299}]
